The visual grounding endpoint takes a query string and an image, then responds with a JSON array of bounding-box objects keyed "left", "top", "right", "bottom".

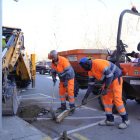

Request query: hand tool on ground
[
  {"left": 59, "top": 130, "right": 74, "bottom": 140},
  {"left": 49, "top": 82, "right": 56, "bottom": 120},
  {"left": 56, "top": 91, "right": 102, "bottom": 123}
]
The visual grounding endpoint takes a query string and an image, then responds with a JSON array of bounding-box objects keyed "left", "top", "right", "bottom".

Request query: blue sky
[{"left": 2, "top": 0, "right": 140, "bottom": 60}]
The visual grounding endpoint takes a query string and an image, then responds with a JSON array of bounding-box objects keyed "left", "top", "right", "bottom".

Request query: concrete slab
[{"left": 0, "top": 116, "right": 52, "bottom": 140}]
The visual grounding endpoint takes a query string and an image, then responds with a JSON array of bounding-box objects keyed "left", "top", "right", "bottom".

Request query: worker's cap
[{"left": 79, "top": 57, "right": 88, "bottom": 66}]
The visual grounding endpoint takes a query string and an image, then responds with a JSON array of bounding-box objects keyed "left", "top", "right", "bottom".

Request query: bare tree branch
[{"left": 98, "top": 0, "right": 107, "bottom": 9}]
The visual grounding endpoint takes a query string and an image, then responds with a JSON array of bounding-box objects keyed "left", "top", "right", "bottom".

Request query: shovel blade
[{"left": 49, "top": 106, "right": 56, "bottom": 120}]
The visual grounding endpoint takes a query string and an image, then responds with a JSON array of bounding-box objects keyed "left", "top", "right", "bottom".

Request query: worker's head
[
  {"left": 50, "top": 50, "right": 58, "bottom": 62},
  {"left": 5, "top": 35, "right": 11, "bottom": 43},
  {"left": 79, "top": 57, "right": 91, "bottom": 71}
]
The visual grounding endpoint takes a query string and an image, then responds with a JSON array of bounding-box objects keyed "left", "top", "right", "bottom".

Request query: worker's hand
[
  {"left": 81, "top": 93, "right": 89, "bottom": 105},
  {"left": 102, "top": 88, "right": 108, "bottom": 96},
  {"left": 53, "top": 78, "right": 57, "bottom": 85},
  {"left": 82, "top": 97, "right": 87, "bottom": 105},
  {"left": 63, "top": 80, "right": 68, "bottom": 87}
]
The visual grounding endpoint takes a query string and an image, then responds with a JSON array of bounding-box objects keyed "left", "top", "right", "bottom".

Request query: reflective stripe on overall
[
  {"left": 51, "top": 56, "right": 74, "bottom": 81},
  {"left": 59, "top": 78, "right": 75, "bottom": 105},
  {"left": 88, "top": 59, "right": 110, "bottom": 81},
  {"left": 102, "top": 77, "right": 126, "bottom": 115}
]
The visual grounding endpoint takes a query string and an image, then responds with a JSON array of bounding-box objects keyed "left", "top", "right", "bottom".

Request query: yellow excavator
[{"left": 2, "top": 26, "right": 36, "bottom": 115}]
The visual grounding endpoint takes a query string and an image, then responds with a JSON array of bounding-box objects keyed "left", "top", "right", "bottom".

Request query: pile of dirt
[{"left": 16, "top": 105, "right": 45, "bottom": 123}]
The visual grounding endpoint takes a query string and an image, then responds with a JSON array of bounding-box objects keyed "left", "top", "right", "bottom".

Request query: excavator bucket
[{"left": 2, "top": 83, "right": 21, "bottom": 115}]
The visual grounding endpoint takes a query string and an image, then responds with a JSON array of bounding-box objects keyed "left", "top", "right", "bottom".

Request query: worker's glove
[
  {"left": 102, "top": 87, "right": 108, "bottom": 96},
  {"left": 82, "top": 98, "right": 87, "bottom": 105},
  {"left": 63, "top": 80, "right": 68, "bottom": 88},
  {"left": 81, "top": 93, "right": 89, "bottom": 105},
  {"left": 53, "top": 78, "right": 57, "bottom": 85}
]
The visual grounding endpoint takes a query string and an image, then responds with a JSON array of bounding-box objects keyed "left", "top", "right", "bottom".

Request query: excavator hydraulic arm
[{"left": 2, "top": 29, "right": 36, "bottom": 115}]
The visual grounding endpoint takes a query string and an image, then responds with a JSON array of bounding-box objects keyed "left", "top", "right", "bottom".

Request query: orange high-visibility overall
[
  {"left": 59, "top": 78, "right": 75, "bottom": 105},
  {"left": 51, "top": 56, "right": 75, "bottom": 105},
  {"left": 102, "top": 77, "right": 126, "bottom": 115},
  {"left": 88, "top": 59, "right": 126, "bottom": 115}
]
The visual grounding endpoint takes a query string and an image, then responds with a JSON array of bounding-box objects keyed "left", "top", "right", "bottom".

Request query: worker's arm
[
  {"left": 100, "top": 67, "right": 114, "bottom": 96},
  {"left": 126, "top": 51, "right": 140, "bottom": 58},
  {"left": 103, "top": 67, "right": 113, "bottom": 88},
  {"left": 62, "top": 58, "right": 75, "bottom": 88},
  {"left": 135, "top": 53, "right": 140, "bottom": 58},
  {"left": 86, "top": 76, "right": 95, "bottom": 95},
  {"left": 51, "top": 68, "right": 56, "bottom": 79},
  {"left": 82, "top": 69, "right": 96, "bottom": 103},
  {"left": 64, "top": 66, "right": 72, "bottom": 79},
  {"left": 63, "top": 65, "right": 75, "bottom": 87},
  {"left": 126, "top": 51, "right": 135, "bottom": 57},
  {"left": 81, "top": 76, "right": 95, "bottom": 105},
  {"left": 51, "top": 68, "right": 57, "bottom": 85},
  {"left": 63, "top": 58, "right": 75, "bottom": 80}
]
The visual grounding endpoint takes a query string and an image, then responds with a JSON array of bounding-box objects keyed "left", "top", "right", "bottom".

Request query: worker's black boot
[
  {"left": 56, "top": 103, "right": 67, "bottom": 113},
  {"left": 68, "top": 104, "right": 76, "bottom": 116},
  {"left": 118, "top": 113, "right": 130, "bottom": 129},
  {"left": 99, "top": 114, "right": 115, "bottom": 126}
]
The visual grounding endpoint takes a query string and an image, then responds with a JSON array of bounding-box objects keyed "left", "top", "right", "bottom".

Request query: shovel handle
[
  {"left": 68, "top": 93, "right": 102, "bottom": 112},
  {"left": 52, "top": 85, "right": 55, "bottom": 104}
]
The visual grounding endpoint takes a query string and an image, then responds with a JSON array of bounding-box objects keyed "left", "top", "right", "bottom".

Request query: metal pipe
[
  {"left": 5, "top": 34, "right": 16, "bottom": 48},
  {"left": 32, "top": 79, "right": 35, "bottom": 88},
  {"left": 2, "top": 48, "right": 7, "bottom": 57},
  {"left": 116, "top": 9, "right": 140, "bottom": 67},
  {"left": 0, "top": 0, "right": 2, "bottom": 132}
]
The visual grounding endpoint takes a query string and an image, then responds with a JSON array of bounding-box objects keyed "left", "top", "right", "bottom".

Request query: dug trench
[
  {"left": 16, "top": 99, "right": 84, "bottom": 139},
  {"left": 16, "top": 104, "right": 45, "bottom": 123},
  {"left": 16, "top": 100, "right": 64, "bottom": 138}
]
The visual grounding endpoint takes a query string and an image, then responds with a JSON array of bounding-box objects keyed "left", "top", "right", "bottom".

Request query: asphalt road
[{"left": 19, "top": 73, "right": 140, "bottom": 140}]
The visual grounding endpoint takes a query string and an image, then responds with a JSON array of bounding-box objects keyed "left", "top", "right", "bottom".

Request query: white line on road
[
  {"left": 20, "top": 93, "right": 57, "bottom": 100},
  {"left": 37, "top": 118, "right": 51, "bottom": 120},
  {"left": 31, "top": 102, "right": 61, "bottom": 104},
  {"left": 20, "top": 93, "right": 42, "bottom": 97},
  {"left": 37, "top": 116, "right": 106, "bottom": 121},
  {"left": 40, "top": 93, "right": 56, "bottom": 99},
  {"left": 60, "top": 119, "right": 107, "bottom": 135},
  {"left": 79, "top": 106, "right": 97, "bottom": 111},
  {"left": 62, "top": 116, "right": 106, "bottom": 119},
  {"left": 53, "top": 114, "right": 119, "bottom": 139},
  {"left": 46, "top": 76, "right": 59, "bottom": 79},
  {"left": 53, "top": 119, "right": 108, "bottom": 140},
  {"left": 21, "top": 97, "right": 53, "bottom": 100},
  {"left": 22, "top": 90, "right": 26, "bottom": 92}
]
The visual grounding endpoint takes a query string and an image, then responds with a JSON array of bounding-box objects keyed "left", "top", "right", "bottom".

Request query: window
[{"left": 36, "top": 62, "right": 40, "bottom": 65}]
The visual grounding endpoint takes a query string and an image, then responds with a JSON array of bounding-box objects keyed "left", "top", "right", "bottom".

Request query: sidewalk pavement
[{"left": 0, "top": 116, "right": 52, "bottom": 140}]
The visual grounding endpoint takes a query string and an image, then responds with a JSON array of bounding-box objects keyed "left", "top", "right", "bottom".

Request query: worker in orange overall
[
  {"left": 79, "top": 57, "right": 130, "bottom": 129},
  {"left": 50, "top": 50, "right": 75, "bottom": 116}
]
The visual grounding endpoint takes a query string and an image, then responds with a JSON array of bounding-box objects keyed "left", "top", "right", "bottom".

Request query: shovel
[
  {"left": 49, "top": 83, "right": 56, "bottom": 120},
  {"left": 56, "top": 88, "right": 103, "bottom": 123}
]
